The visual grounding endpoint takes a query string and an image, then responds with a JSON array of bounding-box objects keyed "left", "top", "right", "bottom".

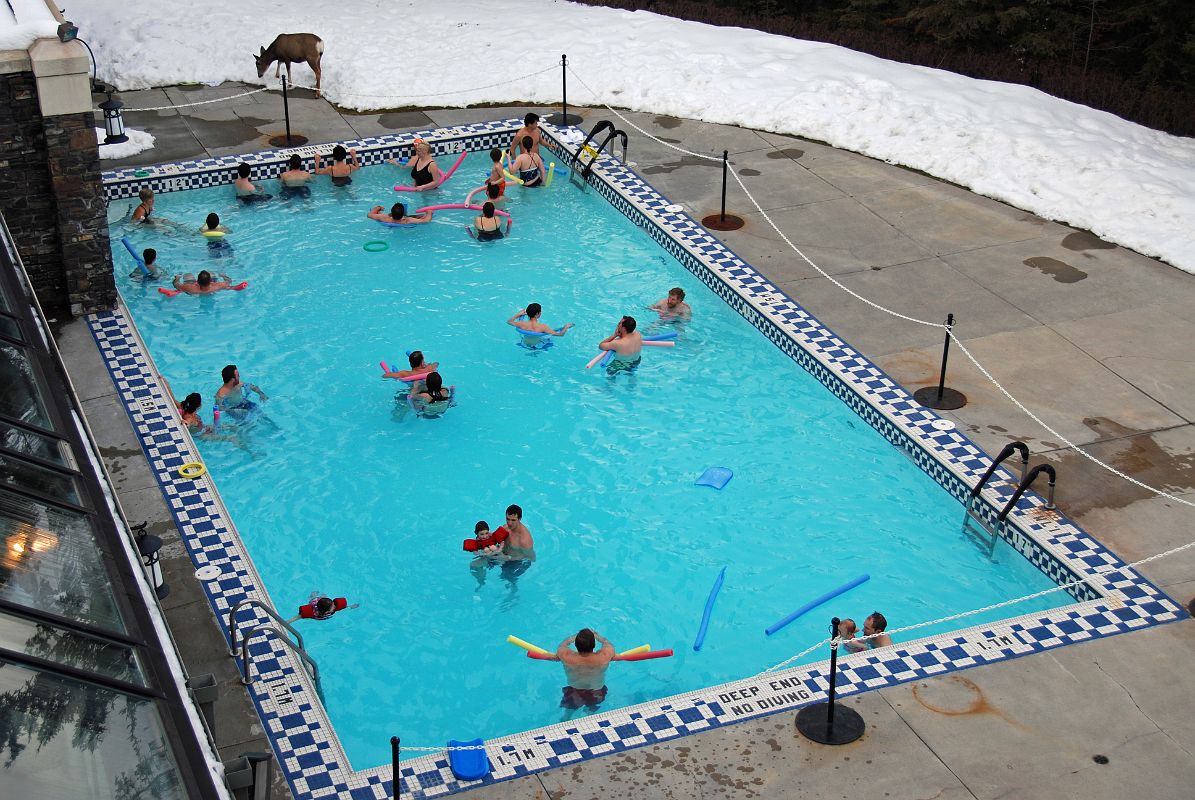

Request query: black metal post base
[
  {"left": 546, "top": 111, "right": 583, "bottom": 126},
  {"left": 795, "top": 702, "right": 865, "bottom": 745},
  {"left": 913, "top": 386, "right": 967, "bottom": 410},
  {"left": 268, "top": 133, "right": 309, "bottom": 147},
  {"left": 702, "top": 213, "right": 745, "bottom": 231}
]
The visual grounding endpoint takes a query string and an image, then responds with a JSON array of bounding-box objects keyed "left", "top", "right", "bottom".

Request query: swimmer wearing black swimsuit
[
  {"left": 410, "top": 159, "right": 435, "bottom": 187},
  {"left": 331, "top": 175, "right": 352, "bottom": 186},
  {"left": 237, "top": 193, "right": 272, "bottom": 204},
  {"left": 475, "top": 229, "right": 504, "bottom": 242},
  {"left": 519, "top": 165, "right": 543, "bottom": 188}
]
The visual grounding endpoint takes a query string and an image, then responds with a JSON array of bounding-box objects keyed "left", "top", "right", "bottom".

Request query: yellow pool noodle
[
  {"left": 618, "top": 644, "right": 651, "bottom": 657},
  {"left": 507, "top": 635, "right": 551, "bottom": 656}
]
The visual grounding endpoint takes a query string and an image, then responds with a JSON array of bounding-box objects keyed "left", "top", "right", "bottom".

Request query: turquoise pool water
[{"left": 109, "top": 153, "right": 1064, "bottom": 768}]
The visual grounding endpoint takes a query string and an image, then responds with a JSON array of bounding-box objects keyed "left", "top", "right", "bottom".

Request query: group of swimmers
[{"left": 169, "top": 364, "right": 268, "bottom": 435}]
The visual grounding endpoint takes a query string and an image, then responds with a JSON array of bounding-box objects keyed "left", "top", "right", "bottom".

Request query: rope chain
[
  {"left": 120, "top": 86, "right": 272, "bottom": 112},
  {"left": 287, "top": 64, "right": 556, "bottom": 100}
]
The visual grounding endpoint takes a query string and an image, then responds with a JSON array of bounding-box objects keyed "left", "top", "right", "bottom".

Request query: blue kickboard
[
  {"left": 696, "top": 466, "right": 733, "bottom": 490},
  {"left": 447, "top": 738, "right": 489, "bottom": 781}
]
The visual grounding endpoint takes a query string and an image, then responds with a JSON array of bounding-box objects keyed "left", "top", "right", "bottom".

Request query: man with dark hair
[
  {"left": 862, "top": 612, "right": 892, "bottom": 649},
  {"left": 500, "top": 504, "right": 535, "bottom": 563},
  {"left": 556, "top": 627, "right": 616, "bottom": 715},
  {"left": 508, "top": 303, "right": 574, "bottom": 346},
  {"left": 171, "top": 269, "right": 237, "bottom": 295},
  {"left": 216, "top": 364, "right": 268, "bottom": 414},
  {"left": 509, "top": 112, "right": 541, "bottom": 160},
  {"left": 383, "top": 350, "right": 439, "bottom": 381},
  {"left": 598, "top": 315, "right": 643, "bottom": 373}
]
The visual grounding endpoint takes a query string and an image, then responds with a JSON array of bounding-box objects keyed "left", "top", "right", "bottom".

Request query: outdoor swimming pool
[{"left": 106, "top": 145, "right": 1068, "bottom": 769}]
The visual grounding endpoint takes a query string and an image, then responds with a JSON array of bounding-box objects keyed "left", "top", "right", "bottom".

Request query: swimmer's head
[
  {"left": 143, "top": 248, "right": 156, "bottom": 266},
  {"left": 237, "top": 163, "right": 251, "bottom": 178},
  {"left": 332, "top": 144, "right": 347, "bottom": 162},
  {"left": 489, "top": 147, "right": 503, "bottom": 164},
  {"left": 315, "top": 596, "right": 336, "bottom": 616},
  {"left": 575, "top": 628, "right": 596, "bottom": 654},
  {"left": 668, "top": 287, "right": 685, "bottom": 305},
  {"left": 425, "top": 371, "right": 444, "bottom": 393},
  {"left": 839, "top": 618, "right": 857, "bottom": 637},
  {"left": 221, "top": 364, "right": 238, "bottom": 384},
  {"left": 138, "top": 188, "right": 154, "bottom": 202},
  {"left": 505, "top": 504, "right": 522, "bottom": 521},
  {"left": 474, "top": 520, "right": 490, "bottom": 537},
  {"left": 521, "top": 135, "right": 534, "bottom": 152},
  {"left": 620, "top": 315, "right": 637, "bottom": 333},
  {"left": 482, "top": 202, "right": 495, "bottom": 219},
  {"left": 526, "top": 303, "right": 542, "bottom": 319},
  {"left": 412, "top": 138, "right": 429, "bottom": 155},
  {"left": 390, "top": 202, "right": 405, "bottom": 219},
  {"left": 524, "top": 112, "right": 539, "bottom": 127},
  {"left": 486, "top": 183, "right": 501, "bottom": 200},
  {"left": 864, "top": 612, "right": 887, "bottom": 635},
  {"left": 197, "top": 271, "right": 213, "bottom": 288},
  {"left": 205, "top": 212, "right": 220, "bottom": 229},
  {"left": 408, "top": 351, "right": 424, "bottom": 369},
  {"left": 181, "top": 392, "right": 202, "bottom": 414},
  {"left": 288, "top": 154, "right": 302, "bottom": 170}
]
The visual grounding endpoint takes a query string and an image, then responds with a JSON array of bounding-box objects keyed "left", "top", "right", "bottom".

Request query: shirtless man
[
  {"left": 649, "top": 287, "right": 692, "bottom": 321},
  {"left": 382, "top": 350, "right": 438, "bottom": 380},
  {"left": 508, "top": 112, "right": 542, "bottom": 160},
  {"left": 508, "top": 303, "right": 574, "bottom": 345},
  {"left": 171, "top": 270, "right": 237, "bottom": 295},
  {"left": 556, "top": 628, "right": 615, "bottom": 715},
  {"left": 215, "top": 364, "right": 268, "bottom": 413},
  {"left": 500, "top": 504, "right": 535, "bottom": 562},
  {"left": 845, "top": 612, "right": 893, "bottom": 652},
  {"left": 598, "top": 316, "right": 643, "bottom": 372},
  {"left": 234, "top": 163, "right": 270, "bottom": 201}
]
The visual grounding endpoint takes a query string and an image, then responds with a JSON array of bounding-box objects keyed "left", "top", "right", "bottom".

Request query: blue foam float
[
  {"left": 643, "top": 330, "right": 678, "bottom": 342},
  {"left": 695, "top": 467, "right": 732, "bottom": 490},
  {"left": 447, "top": 738, "right": 489, "bottom": 781},
  {"left": 693, "top": 566, "right": 726, "bottom": 652},
  {"left": 765, "top": 573, "right": 870, "bottom": 637},
  {"left": 121, "top": 236, "right": 149, "bottom": 277}
]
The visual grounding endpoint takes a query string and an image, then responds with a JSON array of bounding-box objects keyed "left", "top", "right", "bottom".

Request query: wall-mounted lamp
[
  {"left": 56, "top": 21, "right": 78, "bottom": 42},
  {"left": 100, "top": 92, "right": 128, "bottom": 144}
]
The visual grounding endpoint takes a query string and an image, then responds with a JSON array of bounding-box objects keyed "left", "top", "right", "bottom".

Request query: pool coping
[{"left": 91, "top": 118, "right": 1186, "bottom": 800}]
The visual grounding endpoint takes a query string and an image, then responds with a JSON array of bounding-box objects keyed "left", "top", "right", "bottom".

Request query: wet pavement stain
[
  {"left": 738, "top": 167, "right": 761, "bottom": 176},
  {"left": 767, "top": 147, "right": 805, "bottom": 160},
  {"left": 642, "top": 154, "right": 720, "bottom": 174},
  {"left": 652, "top": 115, "right": 683, "bottom": 129},
  {"left": 1062, "top": 231, "right": 1116, "bottom": 251},
  {"left": 1023, "top": 256, "right": 1087, "bottom": 283},
  {"left": 912, "top": 676, "right": 1026, "bottom": 729}
]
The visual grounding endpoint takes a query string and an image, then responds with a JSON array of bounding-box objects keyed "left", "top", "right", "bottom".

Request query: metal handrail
[
  {"left": 238, "top": 624, "right": 326, "bottom": 703},
  {"left": 997, "top": 464, "right": 1058, "bottom": 522},
  {"left": 968, "top": 441, "right": 1030, "bottom": 500},
  {"left": 228, "top": 598, "right": 305, "bottom": 656}
]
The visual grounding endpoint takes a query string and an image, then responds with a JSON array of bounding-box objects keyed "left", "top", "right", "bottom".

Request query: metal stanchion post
[
  {"left": 913, "top": 312, "right": 968, "bottom": 410},
  {"left": 269, "top": 75, "right": 309, "bottom": 147},
  {"left": 795, "top": 617, "right": 866, "bottom": 744},
  {"left": 546, "top": 54, "right": 582, "bottom": 126},
  {"left": 391, "top": 737, "right": 400, "bottom": 799},
  {"left": 702, "top": 149, "right": 744, "bottom": 231}
]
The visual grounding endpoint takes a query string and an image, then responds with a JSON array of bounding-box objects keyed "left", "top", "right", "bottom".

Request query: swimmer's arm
[
  {"left": 367, "top": 206, "right": 386, "bottom": 220},
  {"left": 249, "top": 384, "right": 268, "bottom": 402},
  {"left": 313, "top": 153, "right": 331, "bottom": 174},
  {"left": 556, "top": 637, "right": 575, "bottom": 660},
  {"left": 551, "top": 324, "right": 574, "bottom": 336},
  {"left": 413, "top": 211, "right": 433, "bottom": 222},
  {"left": 349, "top": 149, "right": 360, "bottom": 170},
  {"left": 598, "top": 334, "right": 618, "bottom": 351},
  {"left": 507, "top": 311, "right": 528, "bottom": 327},
  {"left": 172, "top": 275, "right": 183, "bottom": 289}
]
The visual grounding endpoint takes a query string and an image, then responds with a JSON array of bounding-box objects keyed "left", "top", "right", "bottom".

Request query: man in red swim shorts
[{"left": 556, "top": 628, "right": 616, "bottom": 717}]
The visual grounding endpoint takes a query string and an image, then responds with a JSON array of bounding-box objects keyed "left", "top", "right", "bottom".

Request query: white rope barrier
[
  {"left": 287, "top": 64, "right": 557, "bottom": 101},
  {"left": 120, "top": 86, "right": 272, "bottom": 112}
]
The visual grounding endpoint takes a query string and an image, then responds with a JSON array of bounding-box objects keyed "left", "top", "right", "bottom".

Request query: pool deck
[{"left": 62, "top": 83, "right": 1195, "bottom": 800}]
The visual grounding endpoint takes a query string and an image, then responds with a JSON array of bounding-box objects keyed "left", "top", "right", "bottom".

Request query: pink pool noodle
[
  {"left": 414, "top": 203, "right": 511, "bottom": 219},
  {"left": 525, "top": 649, "right": 673, "bottom": 662}
]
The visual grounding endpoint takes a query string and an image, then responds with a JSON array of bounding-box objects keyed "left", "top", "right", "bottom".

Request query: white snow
[
  {"left": 4, "top": 0, "right": 1194, "bottom": 273},
  {"left": 0, "top": 0, "right": 58, "bottom": 50},
  {"left": 96, "top": 127, "right": 155, "bottom": 159}
]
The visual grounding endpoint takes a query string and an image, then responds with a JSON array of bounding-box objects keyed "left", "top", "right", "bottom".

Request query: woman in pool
[
  {"left": 410, "top": 371, "right": 453, "bottom": 417},
  {"left": 176, "top": 392, "right": 206, "bottom": 432},
  {"left": 279, "top": 154, "right": 314, "bottom": 197},
  {"left": 469, "top": 202, "right": 510, "bottom": 241},
  {"left": 315, "top": 145, "right": 360, "bottom": 186},
  {"left": 509, "top": 135, "right": 545, "bottom": 188},
  {"left": 367, "top": 202, "right": 434, "bottom": 225},
  {"left": 388, "top": 138, "right": 442, "bottom": 191}
]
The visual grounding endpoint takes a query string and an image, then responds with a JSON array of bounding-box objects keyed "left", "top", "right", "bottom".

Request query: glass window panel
[
  {"left": 0, "top": 420, "right": 74, "bottom": 468},
  {"left": 0, "top": 659, "right": 186, "bottom": 800},
  {"left": 0, "top": 489, "right": 125, "bottom": 633},
  {"left": 0, "top": 612, "right": 146, "bottom": 685},
  {"left": 0, "top": 453, "right": 82, "bottom": 505},
  {"left": 0, "top": 274, "right": 12, "bottom": 312},
  {"left": 0, "top": 342, "right": 52, "bottom": 429},
  {"left": 0, "top": 314, "right": 19, "bottom": 340}
]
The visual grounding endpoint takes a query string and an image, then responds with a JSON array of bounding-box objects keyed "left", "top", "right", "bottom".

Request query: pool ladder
[
  {"left": 963, "top": 441, "right": 1058, "bottom": 556},
  {"left": 567, "top": 120, "right": 629, "bottom": 186},
  {"left": 228, "top": 599, "right": 326, "bottom": 703}
]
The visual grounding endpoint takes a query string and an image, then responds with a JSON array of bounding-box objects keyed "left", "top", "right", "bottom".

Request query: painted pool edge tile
[{"left": 92, "top": 118, "right": 1185, "bottom": 800}]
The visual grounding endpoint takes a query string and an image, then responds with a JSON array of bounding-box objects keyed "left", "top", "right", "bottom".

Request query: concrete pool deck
[{"left": 64, "top": 83, "right": 1195, "bottom": 800}]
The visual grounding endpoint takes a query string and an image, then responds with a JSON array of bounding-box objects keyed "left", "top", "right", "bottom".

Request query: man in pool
[
  {"left": 649, "top": 287, "right": 692, "bottom": 321},
  {"left": 171, "top": 270, "right": 238, "bottom": 295},
  {"left": 846, "top": 611, "right": 893, "bottom": 652},
  {"left": 383, "top": 350, "right": 438, "bottom": 382},
  {"left": 508, "top": 112, "right": 542, "bottom": 160},
  {"left": 556, "top": 628, "right": 616, "bottom": 716},
  {"left": 597, "top": 316, "right": 643, "bottom": 373},
  {"left": 216, "top": 364, "right": 268, "bottom": 414},
  {"left": 507, "top": 304, "right": 574, "bottom": 345}
]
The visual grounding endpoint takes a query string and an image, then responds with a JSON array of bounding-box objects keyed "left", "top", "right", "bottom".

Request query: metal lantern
[
  {"left": 56, "top": 21, "right": 78, "bottom": 42},
  {"left": 100, "top": 92, "right": 128, "bottom": 144}
]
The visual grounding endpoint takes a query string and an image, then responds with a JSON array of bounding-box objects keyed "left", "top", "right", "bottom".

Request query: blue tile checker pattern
[{"left": 92, "top": 119, "right": 1185, "bottom": 799}]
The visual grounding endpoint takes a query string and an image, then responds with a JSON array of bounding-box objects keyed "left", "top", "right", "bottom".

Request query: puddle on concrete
[
  {"left": 1023, "top": 256, "right": 1087, "bottom": 283},
  {"left": 767, "top": 148, "right": 805, "bottom": 160},
  {"left": 185, "top": 114, "right": 275, "bottom": 149},
  {"left": 642, "top": 155, "right": 720, "bottom": 175},
  {"left": 372, "top": 111, "right": 436, "bottom": 130},
  {"left": 1062, "top": 231, "right": 1116, "bottom": 251},
  {"left": 652, "top": 115, "right": 683, "bottom": 129},
  {"left": 738, "top": 168, "right": 761, "bottom": 176}
]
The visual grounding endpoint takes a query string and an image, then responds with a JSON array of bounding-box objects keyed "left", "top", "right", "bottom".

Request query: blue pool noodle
[
  {"left": 765, "top": 574, "right": 870, "bottom": 637},
  {"left": 121, "top": 236, "right": 149, "bottom": 276},
  {"left": 643, "top": 330, "right": 678, "bottom": 341},
  {"left": 693, "top": 566, "right": 727, "bottom": 652}
]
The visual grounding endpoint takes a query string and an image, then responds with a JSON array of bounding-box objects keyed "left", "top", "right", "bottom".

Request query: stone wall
[{"left": 0, "top": 49, "right": 115, "bottom": 317}]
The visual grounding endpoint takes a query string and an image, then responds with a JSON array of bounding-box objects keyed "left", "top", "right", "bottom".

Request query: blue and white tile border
[{"left": 93, "top": 119, "right": 1185, "bottom": 800}]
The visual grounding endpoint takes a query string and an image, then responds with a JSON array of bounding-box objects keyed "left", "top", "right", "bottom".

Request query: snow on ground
[
  {"left": 1, "top": 0, "right": 57, "bottom": 50},
  {"left": 6, "top": 0, "right": 1194, "bottom": 273},
  {"left": 97, "top": 127, "right": 155, "bottom": 159}
]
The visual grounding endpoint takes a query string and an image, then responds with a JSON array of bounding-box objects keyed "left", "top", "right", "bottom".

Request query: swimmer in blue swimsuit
[
  {"left": 215, "top": 364, "right": 268, "bottom": 416},
  {"left": 510, "top": 135, "right": 545, "bottom": 187}
]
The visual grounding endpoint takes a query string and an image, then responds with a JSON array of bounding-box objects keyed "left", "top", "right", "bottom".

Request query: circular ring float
[
  {"left": 178, "top": 461, "right": 206, "bottom": 479},
  {"left": 363, "top": 240, "right": 389, "bottom": 253}
]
